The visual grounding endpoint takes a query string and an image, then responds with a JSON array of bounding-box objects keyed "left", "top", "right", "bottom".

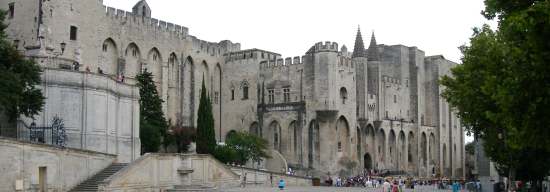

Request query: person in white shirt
[{"left": 383, "top": 179, "right": 391, "bottom": 192}]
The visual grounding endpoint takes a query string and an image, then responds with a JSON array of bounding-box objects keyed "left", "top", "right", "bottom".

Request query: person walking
[
  {"left": 240, "top": 173, "right": 247, "bottom": 188},
  {"left": 278, "top": 179, "right": 286, "bottom": 190}
]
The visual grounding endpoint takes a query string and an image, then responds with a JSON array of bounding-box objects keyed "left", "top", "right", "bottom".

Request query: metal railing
[{"left": 16, "top": 116, "right": 67, "bottom": 148}]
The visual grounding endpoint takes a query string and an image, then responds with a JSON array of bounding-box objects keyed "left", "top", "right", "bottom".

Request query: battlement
[
  {"left": 103, "top": 6, "right": 189, "bottom": 39},
  {"left": 223, "top": 49, "right": 280, "bottom": 63},
  {"left": 382, "top": 75, "right": 401, "bottom": 85},
  {"left": 306, "top": 41, "right": 339, "bottom": 54},
  {"left": 259, "top": 55, "right": 305, "bottom": 70}
]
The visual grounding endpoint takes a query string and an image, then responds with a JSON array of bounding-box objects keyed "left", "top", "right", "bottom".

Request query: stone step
[{"left": 69, "top": 163, "right": 128, "bottom": 192}]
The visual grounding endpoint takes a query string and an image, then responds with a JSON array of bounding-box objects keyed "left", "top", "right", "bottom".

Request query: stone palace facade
[{"left": 0, "top": 0, "right": 464, "bottom": 178}]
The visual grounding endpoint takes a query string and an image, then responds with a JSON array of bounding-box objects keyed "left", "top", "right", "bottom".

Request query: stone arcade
[{"left": 0, "top": 0, "right": 464, "bottom": 178}]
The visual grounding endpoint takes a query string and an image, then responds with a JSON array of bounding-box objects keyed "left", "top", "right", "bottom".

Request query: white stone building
[{"left": 0, "top": 0, "right": 464, "bottom": 178}]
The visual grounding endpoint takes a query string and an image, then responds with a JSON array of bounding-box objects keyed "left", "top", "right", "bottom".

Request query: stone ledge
[{"left": 0, "top": 137, "right": 117, "bottom": 157}]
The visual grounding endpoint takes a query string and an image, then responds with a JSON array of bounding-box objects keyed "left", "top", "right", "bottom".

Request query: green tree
[
  {"left": 136, "top": 71, "right": 168, "bottom": 153},
  {"left": 225, "top": 131, "right": 270, "bottom": 165},
  {"left": 0, "top": 10, "right": 44, "bottom": 122},
  {"left": 196, "top": 78, "right": 216, "bottom": 154},
  {"left": 441, "top": 0, "right": 550, "bottom": 186},
  {"left": 465, "top": 142, "right": 474, "bottom": 156}
]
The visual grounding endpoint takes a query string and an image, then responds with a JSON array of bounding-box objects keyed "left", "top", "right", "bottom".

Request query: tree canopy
[
  {"left": 196, "top": 78, "right": 216, "bottom": 154},
  {"left": 441, "top": 0, "right": 550, "bottom": 181},
  {"left": 136, "top": 71, "right": 168, "bottom": 153},
  {"left": 223, "top": 131, "right": 270, "bottom": 165},
  {"left": 0, "top": 10, "right": 44, "bottom": 122}
]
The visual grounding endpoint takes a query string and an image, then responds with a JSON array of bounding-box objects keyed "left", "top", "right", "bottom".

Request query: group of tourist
[{"left": 324, "top": 173, "right": 469, "bottom": 192}]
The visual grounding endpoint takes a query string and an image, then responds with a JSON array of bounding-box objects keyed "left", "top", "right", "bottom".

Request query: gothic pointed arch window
[
  {"left": 340, "top": 87, "right": 348, "bottom": 104},
  {"left": 241, "top": 80, "right": 249, "bottom": 100}
]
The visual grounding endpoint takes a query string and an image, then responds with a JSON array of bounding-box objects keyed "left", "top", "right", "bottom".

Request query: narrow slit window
[{"left": 70, "top": 26, "right": 78, "bottom": 40}]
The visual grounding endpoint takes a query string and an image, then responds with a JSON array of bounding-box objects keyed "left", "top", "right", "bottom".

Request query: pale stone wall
[
  {"left": 0, "top": 0, "right": 467, "bottom": 179},
  {"left": 0, "top": 137, "right": 116, "bottom": 192},
  {"left": 101, "top": 154, "right": 239, "bottom": 191},
  {"left": 16, "top": 67, "right": 141, "bottom": 163}
]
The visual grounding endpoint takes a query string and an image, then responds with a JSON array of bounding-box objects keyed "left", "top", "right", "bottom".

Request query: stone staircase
[{"left": 69, "top": 163, "right": 128, "bottom": 192}]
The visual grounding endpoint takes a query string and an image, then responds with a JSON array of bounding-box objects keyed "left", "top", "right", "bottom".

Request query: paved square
[{"left": 221, "top": 186, "right": 450, "bottom": 192}]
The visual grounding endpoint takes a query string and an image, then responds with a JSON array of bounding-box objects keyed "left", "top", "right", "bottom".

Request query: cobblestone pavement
[{"left": 221, "top": 186, "right": 451, "bottom": 192}]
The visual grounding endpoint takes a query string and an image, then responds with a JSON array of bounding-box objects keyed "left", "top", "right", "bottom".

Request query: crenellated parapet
[
  {"left": 306, "top": 41, "right": 339, "bottom": 54},
  {"left": 259, "top": 56, "right": 305, "bottom": 70},
  {"left": 223, "top": 49, "right": 280, "bottom": 63},
  {"left": 382, "top": 75, "right": 402, "bottom": 86},
  {"left": 104, "top": 6, "right": 188, "bottom": 39}
]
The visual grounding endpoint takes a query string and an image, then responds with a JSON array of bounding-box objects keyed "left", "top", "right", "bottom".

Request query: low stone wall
[
  {"left": 100, "top": 154, "right": 239, "bottom": 191},
  {"left": 231, "top": 166, "right": 313, "bottom": 187},
  {"left": 0, "top": 137, "right": 117, "bottom": 192}
]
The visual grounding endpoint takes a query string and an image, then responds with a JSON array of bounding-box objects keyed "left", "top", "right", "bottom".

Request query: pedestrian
[
  {"left": 270, "top": 173, "right": 273, "bottom": 187},
  {"left": 240, "top": 173, "right": 247, "bottom": 188},
  {"left": 278, "top": 179, "right": 286, "bottom": 190},
  {"left": 383, "top": 179, "right": 391, "bottom": 192}
]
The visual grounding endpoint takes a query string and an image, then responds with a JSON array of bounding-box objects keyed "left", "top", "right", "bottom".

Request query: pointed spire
[
  {"left": 367, "top": 31, "right": 380, "bottom": 61},
  {"left": 352, "top": 26, "right": 366, "bottom": 58}
]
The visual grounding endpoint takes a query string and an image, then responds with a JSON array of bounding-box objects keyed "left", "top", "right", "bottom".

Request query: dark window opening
[
  {"left": 8, "top": 3, "right": 14, "bottom": 19},
  {"left": 102, "top": 43, "right": 108, "bottom": 52},
  {"left": 70, "top": 26, "right": 78, "bottom": 40},
  {"left": 231, "top": 89, "right": 235, "bottom": 100},
  {"left": 243, "top": 86, "right": 249, "bottom": 100},
  {"left": 142, "top": 6, "right": 147, "bottom": 16},
  {"left": 338, "top": 142, "right": 342, "bottom": 152},
  {"left": 268, "top": 89, "right": 275, "bottom": 104}
]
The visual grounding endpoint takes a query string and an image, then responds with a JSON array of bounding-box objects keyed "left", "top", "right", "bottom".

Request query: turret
[
  {"left": 367, "top": 32, "right": 380, "bottom": 61},
  {"left": 352, "top": 27, "right": 366, "bottom": 58},
  {"left": 133, "top": 0, "right": 151, "bottom": 18}
]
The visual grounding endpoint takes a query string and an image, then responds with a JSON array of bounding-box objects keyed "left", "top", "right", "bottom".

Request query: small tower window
[
  {"left": 231, "top": 89, "right": 235, "bottom": 100},
  {"left": 243, "top": 85, "right": 248, "bottom": 100},
  {"left": 283, "top": 88, "right": 290, "bottom": 102},
  {"left": 268, "top": 89, "right": 275, "bottom": 104},
  {"left": 70, "top": 26, "right": 78, "bottom": 40},
  {"left": 8, "top": 3, "right": 15, "bottom": 19},
  {"left": 340, "top": 87, "right": 348, "bottom": 104},
  {"left": 394, "top": 95, "right": 397, "bottom": 103}
]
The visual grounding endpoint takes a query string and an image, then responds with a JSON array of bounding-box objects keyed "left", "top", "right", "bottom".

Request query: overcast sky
[{"left": 103, "top": 0, "right": 492, "bottom": 143}]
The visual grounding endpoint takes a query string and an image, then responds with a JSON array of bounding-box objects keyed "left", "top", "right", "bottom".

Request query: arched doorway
[
  {"left": 249, "top": 122, "right": 259, "bottom": 136},
  {"left": 146, "top": 47, "right": 162, "bottom": 83},
  {"left": 269, "top": 121, "right": 281, "bottom": 152},
  {"left": 100, "top": 38, "right": 118, "bottom": 75},
  {"left": 377, "top": 129, "right": 386, "bottom": 168},
  {"left": 399, "top": 131, "right": 406, "bottom": 171},
  {"left": 364, "top": 153, "right": 373, "bottom": 170},
  {"left": 336, "top": 116, "right": 350, "bottom": 156},
  {"left": 421, "top": 132, "right": 428, "bottom": 167},
  {"left": 389, "top": 130, "right": 397, "bottom": 169},
  {"left": 308, "top": 120, "right": 320, "bottom": 168},
  {"left": 124, "top": 42, "right": 141, "bottom": 78},
  {"left": 183, "top": 56, "right": 195, "bottom": 126}
]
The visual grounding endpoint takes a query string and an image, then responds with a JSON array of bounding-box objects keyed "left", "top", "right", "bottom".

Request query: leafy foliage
[
  {"left": 212, "top": 144, "right": 239, "bottom": 164},
  {"left": 441, "top": 0, "right": 550, "bottom": 181},
  {"left": 0, "top": 10, "right": 44, "bottom": 121},
  {"left": 137, "top": 71, "right": 168, "bottom": 153},
  {"left": 465, "top": 142, "right": 475, "bottom": 156},
  {"left": 224, "top": 131, "right": 270, "bottom": 165},
  {"left": 196, "top": 79, "right": 216, "bottom": 154},
  {"left": 170, "top": 122, "right": 196, "bottom": 153}
]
